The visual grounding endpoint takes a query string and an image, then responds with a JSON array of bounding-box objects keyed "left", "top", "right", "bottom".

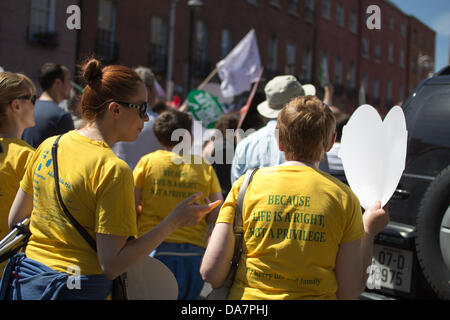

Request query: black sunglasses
[
  {"left": 16, "top": 95, "right": 37, "bottom": 105},
  {"left": 115, "top": 101, "right": 148, "bottom": 119}
]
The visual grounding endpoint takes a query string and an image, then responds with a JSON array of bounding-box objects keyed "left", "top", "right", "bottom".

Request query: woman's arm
[
  {"left": 8, "top": 188, "right": 33, "bottom": 229},
  {"left": 96, "top": 192, "right": 222, "bottom": 280},
  {"left": 200, "top": 222, "right": 235, "bottom": 288},
  {"left": 335, "top": 201, "right": 389, "bottom": 299}
]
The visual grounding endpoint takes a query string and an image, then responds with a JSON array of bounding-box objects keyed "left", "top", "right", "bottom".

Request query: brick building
[
  {"left": 0, "top": 0, "right": 437, "bottom": 115},
  {"left": 0, "top": 0, "right": 78, "bottom": 88}
]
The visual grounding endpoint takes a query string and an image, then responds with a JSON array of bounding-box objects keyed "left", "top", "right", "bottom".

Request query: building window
[
  {"left": 373, "top": 78, "right": 380, "bottom": 104},
  {"left": 400, "top": 23, "right": 406, "bottom": 37},
  {"left": 386, "top": 79, "right": 393, "bottom": 106},
  {"left": 285, "top": 41, "right": 296, "bottom": 75},
  {"left": 388, "top": 43, "right": 394, "bottom": 63},
  {"left": 302, "top": 48, "right": 313, "bottom": 83},
  {"left": 319, "top": 50, "right": 329, "bottom": 85},
  {"left": 305, "top": 0, "right": 315, "bottom": 23},
  {"left": 220, "top": 29, "right": 232, "bottom": 59},
  {"left": 412, "top": 29, "right": 417, "bottom": 43},
  {"left": 398, "top": 84, "right": 404, "bottom": 103},
  {"left": 28, "top": 0, "right": 57, "bottom": 46},
  {"left": 270, "top": 0, "right": 281, "bottom": 8},
  {"left": 268, "top": 34, "right": 278, "bottom": 73},
  {"left": 194, "top": 20, "right": 208, "bottom": 65},
  {"left": 288, "top": 0, "right": 299, "bottom": 15},
  {"left": 375, "top": 42, "right": 381, "bottom": 60},
  {"left": 149, "top": 16, "right": 168, "bottom": 74},
  {"left": 362, "top": 73, "right": 368, "bottom": 93},
  {"left": 389, "top": 16, "right": 395, "bottom": 30},
  {"left": 322, "top": 0, "right": 331, "bottom": 20},
  {"left": 400, "top": 50, "right": 405, "bottom": 68},
  {"left": 362, "top": 37, "right": 369, "bottom": 57},
  {"left": 96, "top": 0, "right": 118, "bottom": 63},
  {"left": 247, "top": 0, "right": 258, "bottom": 6},
  {"left": 349, "top": 10, "right": 357, "bottom": 34},
  {"left": 336, "top": 2, "right": 344, "bottom": 27},
  {"left": 347, "top": 60, "right": 355, "bottom": 89},
  {"left": 334, "top": 56, "right": 342, "bottom": 84}
]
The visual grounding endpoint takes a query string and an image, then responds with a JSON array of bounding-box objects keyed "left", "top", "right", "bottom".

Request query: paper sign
[
  {"left": 188, "top": 90, "right": 224, "bottom": 129},
  {"left": 339, "top": 104, "right": 408, "bottom": 209},
  {"left": 127, "top": 256, "right": 178, "bottom": 300}
]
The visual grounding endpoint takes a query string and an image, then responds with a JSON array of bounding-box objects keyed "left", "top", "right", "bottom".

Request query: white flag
[{"left": 217, "top": 29, "right": 262, "bottom": 98}]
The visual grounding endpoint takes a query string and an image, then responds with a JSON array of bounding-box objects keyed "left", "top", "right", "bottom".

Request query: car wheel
[{"left": 415, "top": 165, "right": 450, "bottom": 299}]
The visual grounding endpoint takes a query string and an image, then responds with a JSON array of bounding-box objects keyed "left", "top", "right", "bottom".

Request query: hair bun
[{"left": 82, "top": 58, "right": 103, "bottom": 86}]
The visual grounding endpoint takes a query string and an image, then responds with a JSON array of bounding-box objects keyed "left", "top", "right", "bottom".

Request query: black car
[
  {"left": 326, "top": 66, "right": 450, "bottom": 300},
  {"left": 366, "top": 66, "right": 450, "bottom": 300}
]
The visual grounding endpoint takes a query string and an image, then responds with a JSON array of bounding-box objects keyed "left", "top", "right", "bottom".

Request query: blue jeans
[
  {"left": 150, "top": 242, "right": 205, "bottom": 300},
  {"left": 0, "top": 253, "right": 112, "bottom": 300}
]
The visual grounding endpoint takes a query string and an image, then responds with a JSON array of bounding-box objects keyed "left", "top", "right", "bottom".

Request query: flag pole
[
  {"left": 237, "top": 67, "right": 264, "bottom": 130},
  {"left": 179, "top": 67, "right": 218, "bottom": 112}
]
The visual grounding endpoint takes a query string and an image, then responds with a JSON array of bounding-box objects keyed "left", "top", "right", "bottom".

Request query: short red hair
[{"left": 276, "top": 96, "right": 336, "bottom": 162}]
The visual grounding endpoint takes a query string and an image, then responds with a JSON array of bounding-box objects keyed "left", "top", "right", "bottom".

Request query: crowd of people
[{"left": 0, "top": 57, "right": 388, "bottom": 300}]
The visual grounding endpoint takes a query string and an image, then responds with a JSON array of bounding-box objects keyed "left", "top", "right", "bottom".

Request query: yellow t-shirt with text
[
  {"left": 133, "top": 150, "right": 221, "bottom": 248},
  {"left": 21, "top": 131, "right": 137, "bottom": 275},
  {"left": 217, "top": 166, "right": 364, "bottom": 300},
  {"left": 0, "top": 138, "right": 35, "bottom": 275}
]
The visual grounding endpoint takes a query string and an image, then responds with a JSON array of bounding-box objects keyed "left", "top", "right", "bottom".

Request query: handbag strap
[
  {"left": 230, "top": 168, "right": 259, "bottom": 270},
  {"left": 51, "top": 135, "right": 97, "bottom": 252}
]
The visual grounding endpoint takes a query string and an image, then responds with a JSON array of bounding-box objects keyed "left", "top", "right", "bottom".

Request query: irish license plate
[{"left": 366, "top": 245, "right": 413, "bottom": 293}]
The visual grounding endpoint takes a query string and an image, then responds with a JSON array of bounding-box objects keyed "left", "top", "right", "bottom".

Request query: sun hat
[{"left": 257, "top": 75, "right": 316, "bottom": 119}]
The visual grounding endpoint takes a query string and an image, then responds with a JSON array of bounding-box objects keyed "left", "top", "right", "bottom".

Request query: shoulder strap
[
  {"left": 230, "top": 168, "right": 259, "bottom": 269},
  {"left": 51, "top": 135, "right": 97, "bottom": 252}
]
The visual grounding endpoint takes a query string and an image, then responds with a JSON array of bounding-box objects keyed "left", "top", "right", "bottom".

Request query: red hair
[{"left": 79, "top": 58, "right": 143, "bottom": 121}]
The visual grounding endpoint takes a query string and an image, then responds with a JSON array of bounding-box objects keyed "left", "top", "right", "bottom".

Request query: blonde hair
[
  {"left": 0, "top": 71, "right": 36, "bottom": 126},
  {"left": 277, "top": 95, "right": 336, "bottom": 162}
]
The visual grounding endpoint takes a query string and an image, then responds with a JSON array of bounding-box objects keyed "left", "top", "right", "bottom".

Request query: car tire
[{"left": 415, "top": 165, "right": 450, "bottom": 299}]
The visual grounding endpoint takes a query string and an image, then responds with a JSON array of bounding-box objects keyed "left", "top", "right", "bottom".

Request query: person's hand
[
  {"left": 324, "top": 83, "right": 334, "bottom": 94},
  {"left": 168, "top": 192, "right": 222, "bottom": 228},
  {"left": 363, "top": 201, "right": 389, "bottom": 237}
]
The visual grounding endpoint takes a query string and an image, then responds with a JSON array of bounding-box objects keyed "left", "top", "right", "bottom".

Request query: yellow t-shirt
[
  {"left": 20, "top": 130, "right": 137, "bottom": 275},
  {"left": 133, "top": 150, "right": 221, "bottom": 248},
  {"left": 0, "top": 138, "right": 35, "bottom": 275},
  {"left": 216, "top": 166, "right": 365, "bottom": 300}
]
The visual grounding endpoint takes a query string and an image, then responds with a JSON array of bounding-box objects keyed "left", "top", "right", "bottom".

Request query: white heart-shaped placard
[
  {"left": 127, "top": 256, "right": 178, "bottom": 300},
  {"left": 339, "top": 105, "right": 408, "bottom": 209}
]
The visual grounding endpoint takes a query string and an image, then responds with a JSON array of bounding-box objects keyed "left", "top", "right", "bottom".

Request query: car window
[{"left": 403, "top": 84, "right": 450, "bottom": 149}]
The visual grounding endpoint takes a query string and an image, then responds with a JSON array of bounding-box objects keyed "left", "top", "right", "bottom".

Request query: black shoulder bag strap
[
  {"left": 51, "top": 135, "right": 129, "bottom": 300},
  {"left": 51, "top": 135, "right": 97, "bottom": 252},
  {"left": 223, "top": 167, "right": 259, "bottom": 287}
]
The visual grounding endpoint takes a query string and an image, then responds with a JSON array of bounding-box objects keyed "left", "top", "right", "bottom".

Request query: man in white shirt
[{"left": 231, "top": 75, "right": 316, "bottom": 183}]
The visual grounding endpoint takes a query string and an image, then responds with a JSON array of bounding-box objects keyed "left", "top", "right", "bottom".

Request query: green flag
[{"left": 187, "top": 90, "right": 224, "bottom": 129}]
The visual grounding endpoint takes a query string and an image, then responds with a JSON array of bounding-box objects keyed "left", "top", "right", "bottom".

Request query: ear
[
  {"left": 277, "top": 137, "right": 284, "bottom": 152},
  {"left": 9, "top": 99, "right": 21, "bottom": 113},
  {"left": 325, "top": 132, "right": 337, "bottom": 153},
  {"left": 107, "top": 102, "right": 121, "bottom": 119}
]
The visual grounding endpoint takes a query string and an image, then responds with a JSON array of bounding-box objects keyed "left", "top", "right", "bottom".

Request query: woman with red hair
[{"left": 2, "top": 59, "right": 220, "bottom": 300}]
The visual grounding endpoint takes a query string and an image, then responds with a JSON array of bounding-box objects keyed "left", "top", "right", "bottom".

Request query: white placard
[
  {"left": 127, "top": 256, "right": 178, "bottom": 300},
  {"left": 339, "top": 105, "right": 408, "bottom": 209}
]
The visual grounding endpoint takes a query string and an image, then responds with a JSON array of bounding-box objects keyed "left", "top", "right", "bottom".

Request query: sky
[{"left": 390, "top": 0, "right": 450, "bottom": 72}]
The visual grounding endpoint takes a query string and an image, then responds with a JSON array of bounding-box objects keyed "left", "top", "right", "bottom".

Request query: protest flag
[{"left": 217, "top": 29, "right": 262, "bottom": 98}]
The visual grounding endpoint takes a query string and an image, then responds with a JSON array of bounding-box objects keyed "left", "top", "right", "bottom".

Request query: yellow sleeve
[
  {"left": 16, "top": 145, "right": 35, "bottom": 180},
  {"left": 340, "top": 192, "right": 365, "bottom": 243},
  {"left": 20, "top": 142, "right": 46, "bottom": 196},
  {"left": 133, "top": 157, "right": 147, "bottom": 189},
  {"left": 216, "top": 175, "right": 245, "bottom": 225},
  {"left": 95, "top": 169, "right": 137, "bottom": 237}
]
